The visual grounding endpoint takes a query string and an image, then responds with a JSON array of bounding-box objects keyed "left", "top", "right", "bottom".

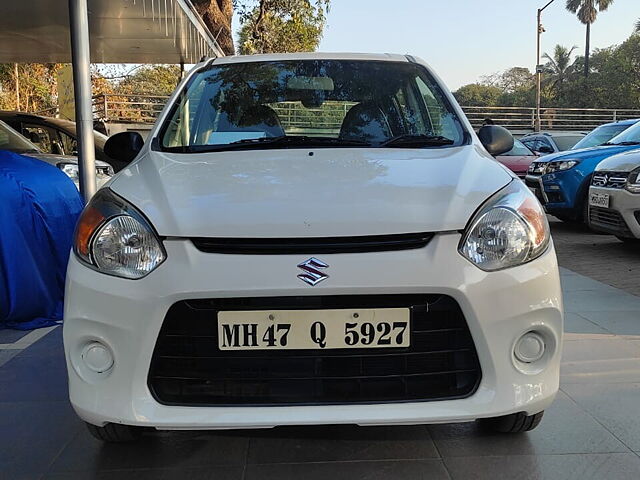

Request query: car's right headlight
[
  {"left": 459, "top": 180, "right": 550, "bottom": 271},
  {"left": 545, "top": 159, "right": 580, "bottom": 173},
  {"left": 73, "top": 189, "right": 166, "bottom": 279}
]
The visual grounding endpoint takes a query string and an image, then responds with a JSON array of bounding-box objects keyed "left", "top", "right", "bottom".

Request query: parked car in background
[
  {"left": 0, "top": 119, "right": 113, "bottom": 189},
  {"left": 0, "top": 111, "right": 126, "bottom": 172},
  {"left": 572, "top": 119, "right": 640, "bottom": 151},
  {"left": 521, "top": 132, "right": 586, "bottom": 155},
  {"left": 525, "top": 121, "right": 640, "bottom": 222},
  {"left": 64, "top": 53, "right": 562, "bottom": 442},
  {"left": 588, "top": 149, "right": 640, "bottom": 243},
  {"left": 495, "top": 138, "right": 538, "bottom": 178}
]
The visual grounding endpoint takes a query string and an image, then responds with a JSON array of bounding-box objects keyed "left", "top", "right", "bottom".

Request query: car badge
[{"left": 297, "top": 257, "right": 329, "bottom": 286}]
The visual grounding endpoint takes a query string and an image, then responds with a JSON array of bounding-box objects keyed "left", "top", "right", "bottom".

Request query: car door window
[
  {"left": 58, "top": 130, "right": 78, "bottom": 155},
  {"left": 21, "top": 125, "right": 53, "bottom": 153}
]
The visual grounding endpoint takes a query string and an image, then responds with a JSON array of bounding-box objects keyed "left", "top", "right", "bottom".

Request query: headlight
[
  {"left": 545, "top": 159, "right": 579, "bottom": 173},
  {"left": 528, "top": 162, "right": 547, "bottom": 175},
  {"left": 459, "top": 180, "right": 550, "bottom": 271},
  {"left": 58, "top": 162, "right": 114, "bottom": 189},
  {"left": 73, "top": 189, "right": 166, "bottom": 279},
  {"left": 626, "top": 167, "right": 640, "bottom": 193},
  {"left": 58, "top": 162, "right": 80, "bottom": 188}
]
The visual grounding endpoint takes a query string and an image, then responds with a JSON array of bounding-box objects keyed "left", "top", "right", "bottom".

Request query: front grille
[
  {"left": 589, "top": 206, "right": 633, "bottom": 236},
  {"left": 592, "top": 171, "right": 630, "bottom": 189},
  {"left": 148, "top": 295, "right": 481, "bottom": 406},
  {"left": 191, "top": 233, "right": 434, "bottom": 255}
]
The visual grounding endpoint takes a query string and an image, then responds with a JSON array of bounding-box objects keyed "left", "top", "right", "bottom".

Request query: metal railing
[
  {"left": 463, "top": 106, "right": 640, "bottom": 132},
  {"left": 91, "top": 95, "right": 640, "bottom": 132},
  {"left": 92, "top": 94, "right": 169, "bottom": 123}
]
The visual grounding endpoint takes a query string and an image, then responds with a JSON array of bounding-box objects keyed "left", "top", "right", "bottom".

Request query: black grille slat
[
  {"left": 589, "top": 206, "right": 633, "bottom": 236},
  {"left": 190, "top": 233, "right": 434, "bottom": 255},
  {"left": 148, "top": 295, "right": 481, "bottom": 406}
]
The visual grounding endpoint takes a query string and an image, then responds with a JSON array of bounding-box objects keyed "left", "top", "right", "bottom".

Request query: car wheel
[
  {"left": 478, "top": 411, "right": 544, "bottom": 433},
  {"left": 85, "top": 422, "right": 144, "bottom": 443},
  {"left": 616, "top": 236, "right": 640, "bottom": 244}
]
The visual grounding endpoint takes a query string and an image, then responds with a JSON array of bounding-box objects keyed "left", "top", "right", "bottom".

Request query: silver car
[{"left": 588, "top": 148, "right": 640, "bottom": 243}]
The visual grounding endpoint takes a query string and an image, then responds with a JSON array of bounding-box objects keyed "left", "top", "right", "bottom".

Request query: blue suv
[{"left": 525, "top": 119, "right": 640, "bottom": 222}]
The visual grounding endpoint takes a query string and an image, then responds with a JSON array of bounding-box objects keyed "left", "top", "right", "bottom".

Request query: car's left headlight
[
  {"left": 73, "top": 188, "right": 166, "bottom": 279},
  {"left": 545, "top": 159, "right": 579, "bottom": 173},
  {"left": 459, "top": 180, "right": 550, "bottom": 271}
]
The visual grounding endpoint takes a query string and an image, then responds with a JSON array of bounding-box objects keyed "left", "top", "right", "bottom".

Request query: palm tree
[
  {"left": 635, "top": 18, "right": 640, "bottom": 33},
  {"left": 542, "top": 44, "right": 578, "bottom": 91},
  {"left": 566, "top": 0, "right": 614, "bottom": 77}
]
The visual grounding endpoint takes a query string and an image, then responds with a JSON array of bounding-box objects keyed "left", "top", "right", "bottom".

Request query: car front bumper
[
  {"left": 64, "top": 233, "right": 563, "bottom": 430},
  {"left": 588, "top": 186, "right": 640, "bottom": 238}
]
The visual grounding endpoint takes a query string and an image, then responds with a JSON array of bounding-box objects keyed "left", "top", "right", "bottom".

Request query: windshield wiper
[
  {"left": 167, "top": 135, "right": 371, "bottom": 153},
  {"left": 378, "top": 134, "right": 454, "bottom": 148}
]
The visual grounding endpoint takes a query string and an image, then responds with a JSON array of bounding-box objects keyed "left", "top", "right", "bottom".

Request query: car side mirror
[
  {"left": 104, "top": 131, "right": 144, "bottom": 164},
  {"left": 537, "top": 145, "right": 554, "bottom": 154},
  {"left": 478, "top": 125, "right": 514, "bottom": 157}
]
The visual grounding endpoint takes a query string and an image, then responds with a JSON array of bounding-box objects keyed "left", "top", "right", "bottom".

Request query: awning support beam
[{"left": 69, "top": 0, "right": 96, "bottom": 201}]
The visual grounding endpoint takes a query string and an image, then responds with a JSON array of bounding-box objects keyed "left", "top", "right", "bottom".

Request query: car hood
[
  {"left": 23, "top": 152, "right": 112, "bottom": 168},
  {"left": 110, "top": 146, "right": 513, "bottom": 237},
  {"left": 496, "top": 154, "right": 537, "bottom": 173},
  {"left": 536, "top": 144, "right": 634, "bottom": 163},
  {"left": 595, "top": 148, "right": 640, "bottom": 173}
]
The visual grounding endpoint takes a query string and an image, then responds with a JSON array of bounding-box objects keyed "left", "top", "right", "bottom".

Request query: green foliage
[
  {"left": 453, "top": 84, "right": 502, "bottom": 107},
  {"left": 454, "top": 34, "right": 640, "bottom": 109},
  {"left": 635, "top": 18, "right": 640, "bottom": 33},
  {"left": 0, "top": 63, "right": 61, "bottom": 112},
  {"left": 115, "top": 65, "right": 182, "bottom": 96},
  {"left": 236, "top": 0, "right": 330, "bottom": 54}
]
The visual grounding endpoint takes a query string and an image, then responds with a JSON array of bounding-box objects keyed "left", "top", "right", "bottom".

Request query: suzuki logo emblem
[{"left": 297, "top": 258, "right": 329, "bottom": 286}]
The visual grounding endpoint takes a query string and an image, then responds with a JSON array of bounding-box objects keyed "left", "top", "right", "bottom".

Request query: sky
[{"left": 317, "top": 0, "right": 639, "bottom": 90}]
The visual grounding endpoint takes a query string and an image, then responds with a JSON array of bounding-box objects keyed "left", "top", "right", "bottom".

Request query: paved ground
[{"left": 1, "top": 220, "right": 640, "bottom": 480}]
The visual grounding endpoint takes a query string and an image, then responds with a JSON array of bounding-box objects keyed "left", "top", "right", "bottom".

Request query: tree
[
  {"left": 0, "top": 63, "right": 62, "bottom": 113},
  {"left": 542, "top": 44, "right": 578, "bottom": 102},
  {"left": 236, "top": 0, "right": 330, "bottom": 55},
  {"left": 635, "top": 18, "right": 640, "bottom": 33},
  {"left": 192, "top": 0, "right": 235, "bottom": 55},
  {"left": 566, "top": 0, "right": 614, "bottom": 77},
  {"left": 453, "top": 84, "right": 502, "bottom": 106}
]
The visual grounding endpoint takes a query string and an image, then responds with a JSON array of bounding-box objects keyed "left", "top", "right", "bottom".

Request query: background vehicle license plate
[
  {"left": 589, "top": 192, "right": 610, "bottom": 208},
  {"left": 218, "top": 308, "right": 410, "bottom": 350}
]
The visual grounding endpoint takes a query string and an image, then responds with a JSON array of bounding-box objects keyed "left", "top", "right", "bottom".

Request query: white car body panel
[{"left": 111, "top": 147, "right": 511, "bottom": 237}]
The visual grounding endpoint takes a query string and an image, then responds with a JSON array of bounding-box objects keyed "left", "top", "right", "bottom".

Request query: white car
[
  {"left": 588, "top": 148, "right": 640, "bottom": 243},
  {"left": 63, "top": 53, "right": 563, "bottom": 442}
]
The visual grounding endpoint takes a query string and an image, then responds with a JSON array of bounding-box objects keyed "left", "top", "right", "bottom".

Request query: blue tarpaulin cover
[{"left": 0, "top": 151, "right": 83, "bottom": 330}]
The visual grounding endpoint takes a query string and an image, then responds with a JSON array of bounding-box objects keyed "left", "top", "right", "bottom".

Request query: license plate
[
  {"left": 589, "top": 192, "right": 610, "bottom": 208},
  {"left": 218, "top": 308, "right": 410, "bottom": 350}
]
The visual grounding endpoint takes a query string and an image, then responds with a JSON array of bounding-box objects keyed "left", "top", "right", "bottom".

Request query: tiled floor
[{"left": 2, "top": 222, "right": 640, "bottom": 479}]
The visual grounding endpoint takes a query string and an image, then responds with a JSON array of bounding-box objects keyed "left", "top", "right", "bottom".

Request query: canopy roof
[{"left": 0, "top": 0, "right": 224, "bottom": 64}]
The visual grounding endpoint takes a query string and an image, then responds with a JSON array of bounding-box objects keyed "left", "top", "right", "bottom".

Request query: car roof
[
  {"left": 601, "top": 118, "right": 640, "bottom": 127},
  {"left": 0, "top": 110, "right": 77, "bottom": 131},
  {"left": 212, "top": 52, "right": 411, "bottom": 65},
  {"left": 523, "top": 131, "right": 587, "bottom": 138}
]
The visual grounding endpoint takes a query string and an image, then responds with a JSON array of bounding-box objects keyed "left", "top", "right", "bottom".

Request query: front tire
[
  {"left": 478, "top": 411, "right": 544, "bottom": 433},
  {"left": 85, "top": 422, "right": 143, "bottom": 443}
]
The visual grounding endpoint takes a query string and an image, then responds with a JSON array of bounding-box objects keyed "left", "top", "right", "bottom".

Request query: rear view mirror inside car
[{"left": 287, "top": 76, "right": 334, "bottom": 91}]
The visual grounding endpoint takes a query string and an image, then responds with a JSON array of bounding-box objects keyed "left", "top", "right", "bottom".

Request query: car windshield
[
  {"left": 606, "top": 121, "right": 640, "bottom": 145},
  {"left": 0, "top": 120, "right": 41, "bottom": 154},
  {"left": 553, "top": 135, "right": 583, "bottom": 151},
  {"left": 501, "top": 139, "right": 534, "bottom": 156},
  {"left": 573, "top": 124, "right": 633, "bottom": 149},
  {"left": 160, "top": 59, "right": 466, "bottom": 152}
]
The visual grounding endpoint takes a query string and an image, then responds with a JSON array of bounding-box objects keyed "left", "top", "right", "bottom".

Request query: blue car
[{"left": 525, "top": 119, "right": 640, "bottom": 222}]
